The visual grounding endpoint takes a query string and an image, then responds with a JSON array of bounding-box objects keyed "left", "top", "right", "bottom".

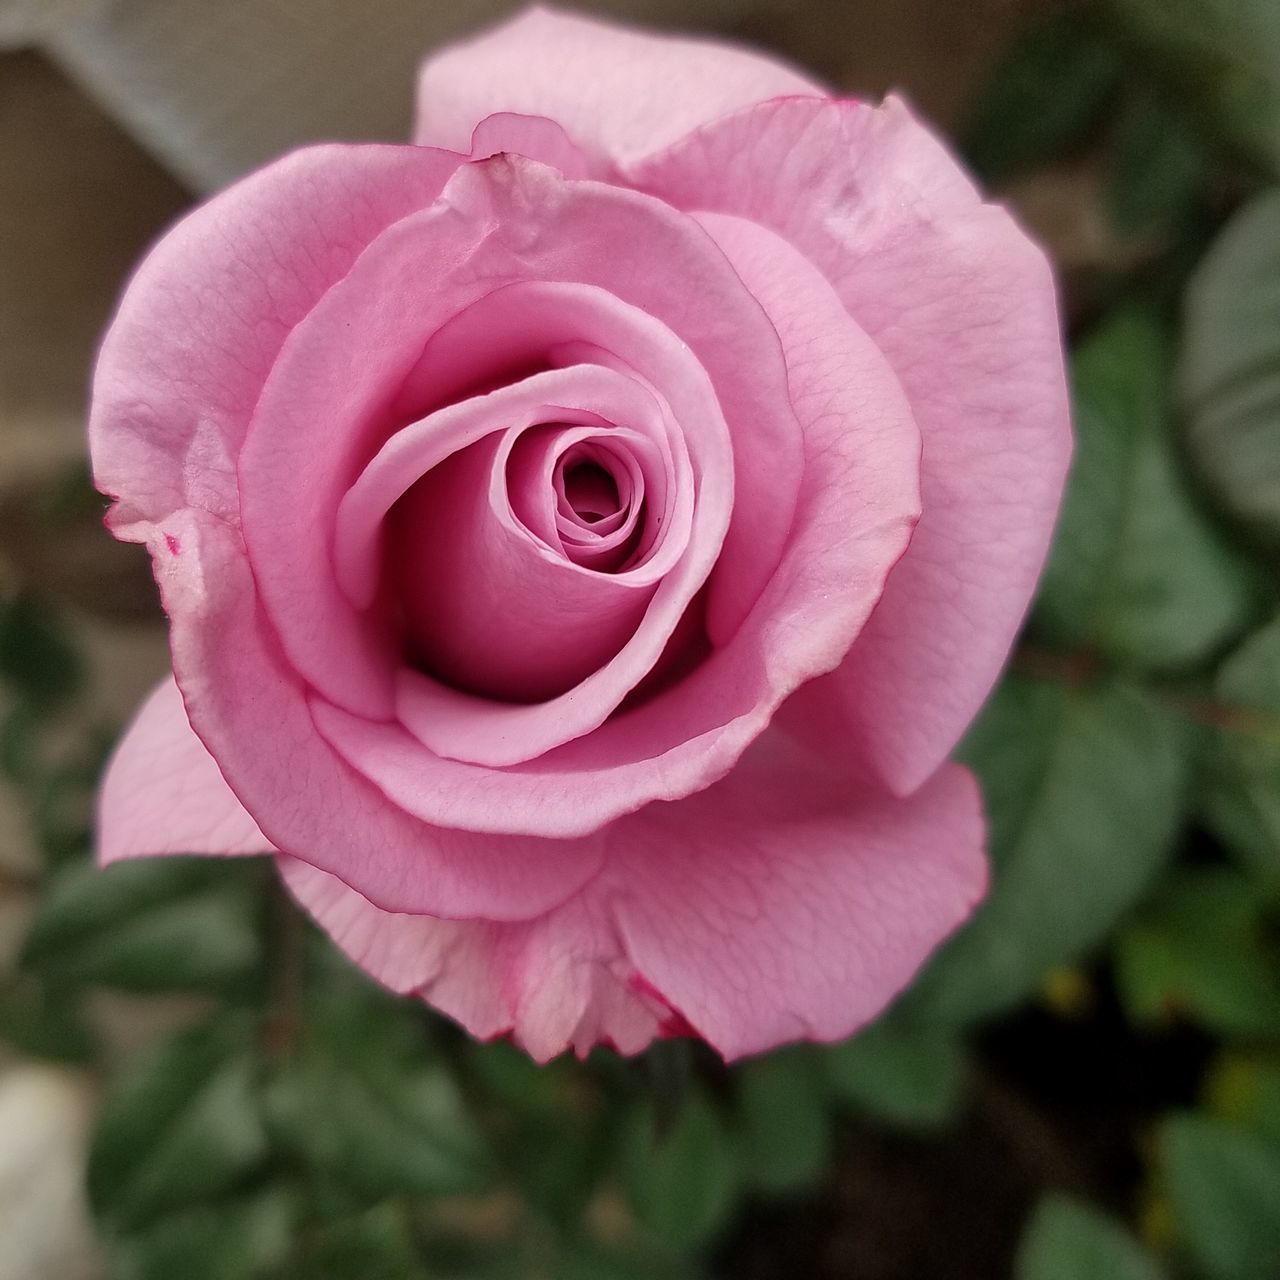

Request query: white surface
[{"left": 0, "top": 1066, "right": 101, "bottom": 1280}]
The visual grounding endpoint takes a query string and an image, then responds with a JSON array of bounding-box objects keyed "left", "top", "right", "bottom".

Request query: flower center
[{"left": 561, "top": 459, "right": 620, "bottom": 524}]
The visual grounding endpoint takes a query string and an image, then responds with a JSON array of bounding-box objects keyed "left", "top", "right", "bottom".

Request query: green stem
[{"left": 261, "top": 875, "right": 306, "bottom": 1060}]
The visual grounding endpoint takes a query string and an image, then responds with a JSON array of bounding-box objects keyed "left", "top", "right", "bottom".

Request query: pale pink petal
[
  {"left": 611, "top": 748, "right": 987, "bottom": 1059},
  {"left": 414, "top": 7, "right": 825, "bottom": 166},
  {"left": 281, "top": 732, "right": 985, "bottom": 1061},
  {"left": 469, "top": 113, "right": 592, "bottom": 177},
  {"left": 633, "top": 96, "right": 1072, "bottom": 795},
  {"left": 90, "top": 145, "right": 459, "bottom": 541},
  {"left": 99, "top": 676, "right": 273, "bottom": 862},
  {"left": 151, "top": 507, "right": 603, "bottom": 919},
  {"left": 277, "top": 856, "right": 513, "bottom": 1037},
  {"left": 280, "top": 857, "right": 666, "bottom": 1061}
]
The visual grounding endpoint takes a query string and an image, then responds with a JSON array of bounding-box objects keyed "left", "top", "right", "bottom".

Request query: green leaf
[
  {"left": 418, "top": 1238, "right": 701, "bottom": 1280},
  {"left": 903, "top": 675, "right": 1191, "bottom": 1025},
  {"left": 0, "top": 975, "right": 95, "bottom": 1062},
  {"left": 0, "top": 699, "right": 42, "bottom": 785},
  {"left": 1016, "top": 1194, "right": 1168, "bottom": 1280},
  {"left": 1107, "top": 90, "right": 1207, "bottom": 234},
  {"left": 508, "top": 1109, "right": 618, "bottom": 1231},
  {"left": 1181, "top": 189, "right": 1280, "bottom": 548},
  {"left": 20, "top": 857, "right": 265, "bottom": 993},
  {"left": 0, "top": 590, "right": 82, "bottom": 707},
  {"left": 465, "top": 1037, "right": 576, "bottom": 1118},
  {"left": 89, "top": 1020, "right": 268, "bottom": 1229},
  {"left": 1199, "top": 615, "right": 1280, "bottom": 879},
  {"left": 1102, "top": 0, "right": 1280, "bottom": 174},
  {"left": 275, "top": 1204, "right": 427, "bottom": 1280},
  {"left": 28, "top": 747, "right": 102, "bottom": 866},
  {"left": 400, "top": 1242, "right": 520, "bottom": 1280},
  {"left": 962, "top": 13, "right": 1122, "bottom": 181},
  {"left": 1036, "top": 310, "right": 1257, "bottom": 671},
  {"left": 1204, "top": 1054, "right": 1280, "bottom": 1144},
  {"left": 110, "top": 1188, "right": 295, "bottom": 1280},
  {"left": 464, "top": 1039, "right": 615, "bottom": 1226},
  {"left": 553, "top": 1240, "right": 703, "bottom": 1280},
  {"left": 1159, "top": 1114, "right": 1280, "bottom": 1280},
  {"left": 732, "top": 1049, "right": 832, "bottom": 1193},
  {"left": 1113, "top": 867, "right": 1280, "bottom": 1038},
  {"left": 265, "top": 984, "right": 491, "bottom": 1208},
  {"left": 621, "top": 1092, "right": 739, "bottom": 1250},
  {"left": 823, "top": 1021, "right": 966, "bottom": 1131}
]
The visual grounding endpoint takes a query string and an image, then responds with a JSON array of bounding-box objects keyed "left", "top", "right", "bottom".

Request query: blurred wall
[{"left": 4, "top": 0, "right": 1044, "bottom": 190}]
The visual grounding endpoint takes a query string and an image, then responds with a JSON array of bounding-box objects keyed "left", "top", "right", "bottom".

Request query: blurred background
[{"left": 1, "top": 0, "right": 1278, "bottom": 1277}]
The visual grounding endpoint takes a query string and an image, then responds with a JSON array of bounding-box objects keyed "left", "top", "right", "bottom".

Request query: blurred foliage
[
  {"left": 1036, "top": 309, "right": 1259, "bottom": 669},
  {"left": 1100, "top": 0, "right": 1280, "bottom": 177},
  {"left": 1016, "top": 1195, "right": 1168, "bottom": 1279},
  {"left": 903, "top": 675, "right": 1192, "bottom": 1025},
  {"left": 3, "top": 3, "right": 1280, "bottom": 1277},
  {"left": 962, "top": 11, "right": 1123, "bottom": 183},
  {"left": 1181, "top": 191, "right": 1280, "bottom": 551}
]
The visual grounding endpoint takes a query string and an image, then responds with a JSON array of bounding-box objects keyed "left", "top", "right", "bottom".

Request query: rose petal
[
  {"left": 611, "top": 751, "right": 987, "bottom": 1059},
  {"left": 392, "top": 431, "right": 655, "bottom": 704},
  {"left": 389, "top": 198, "right": 803, "bottom": 652},
  {"left": 90, "top": 144, "right": 459, "bottom": 540},
  {"left": 239, "top": 156, "right": 796, "bottom": 736},
  {"left": 414, "top": 6, "right": 825, "bottom": 166},
  {"left": 279, "top": 858, "right": 666, "bottom": 1060},
  {"left": 309, "top": 213, "right": 921, "bottom": 837},
  {"left": 327, "top": 305, "right": 712, "bottom": 765},
  {"left": 469, "top": 112, "right": 592, "bottom": 178},
  {"left": 99, "top": 676, "right": 273, "bottom": 862},
  {"left": 537, "top": 433, "right": 650, "bottom": 567},
  {"left": 380, "top": 290, "right": 725, "bottom": 766},
  {"left": 633, "top": 96, "right": 1072, "bottom": 794},
  {"left": 333, "top": 365, "right": 669, "bottom": 608},
  {"left": 281, "top": 734, "right": 985, "bottom": 1061},
  {"left": 152, "top": 507, "right": 604, "bottom": 918}
]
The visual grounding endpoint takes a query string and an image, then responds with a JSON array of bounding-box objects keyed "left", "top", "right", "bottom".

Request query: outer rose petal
[
  {"left": 89, "top": 144, "right": 459, "bottom": 539},
  {"left": 279, "top": 859, "right": 666, "bottom": 1060},
  {"left": 611, "top": 757, "right": 985, "bottom": 1059},
  {"left": 633, "top": 97, "right": 1072, "bottom": 794},
  {"left": 413, "top": 6, "right": 825, "bottom": 166},
  {"left": 99, "top": 676, "right": 273, "bottom": 862},
  {"left": 281, "top": 736, "right": 985, "bottom": 1062}
]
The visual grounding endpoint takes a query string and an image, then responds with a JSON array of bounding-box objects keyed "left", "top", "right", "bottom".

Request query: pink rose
[{"left": 93, "top": 8, "right": 1070, "bottom": 1060}]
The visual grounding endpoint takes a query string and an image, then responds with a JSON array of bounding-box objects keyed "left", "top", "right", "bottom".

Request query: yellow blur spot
[
  {"left": 1204, "top": 1054, "right": 1258, "bottom": 1123},
  {"left": 1141, "top": 1192, "right": 1176, "bottom": 1252},
  {"left": 1041, "top": 967, "right": 1093, "bottom": 1017}
]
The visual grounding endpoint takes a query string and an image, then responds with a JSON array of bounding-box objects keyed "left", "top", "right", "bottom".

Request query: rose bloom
[{"left": 93, "top": 8, "right": 1070, "bottom": 1060}]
